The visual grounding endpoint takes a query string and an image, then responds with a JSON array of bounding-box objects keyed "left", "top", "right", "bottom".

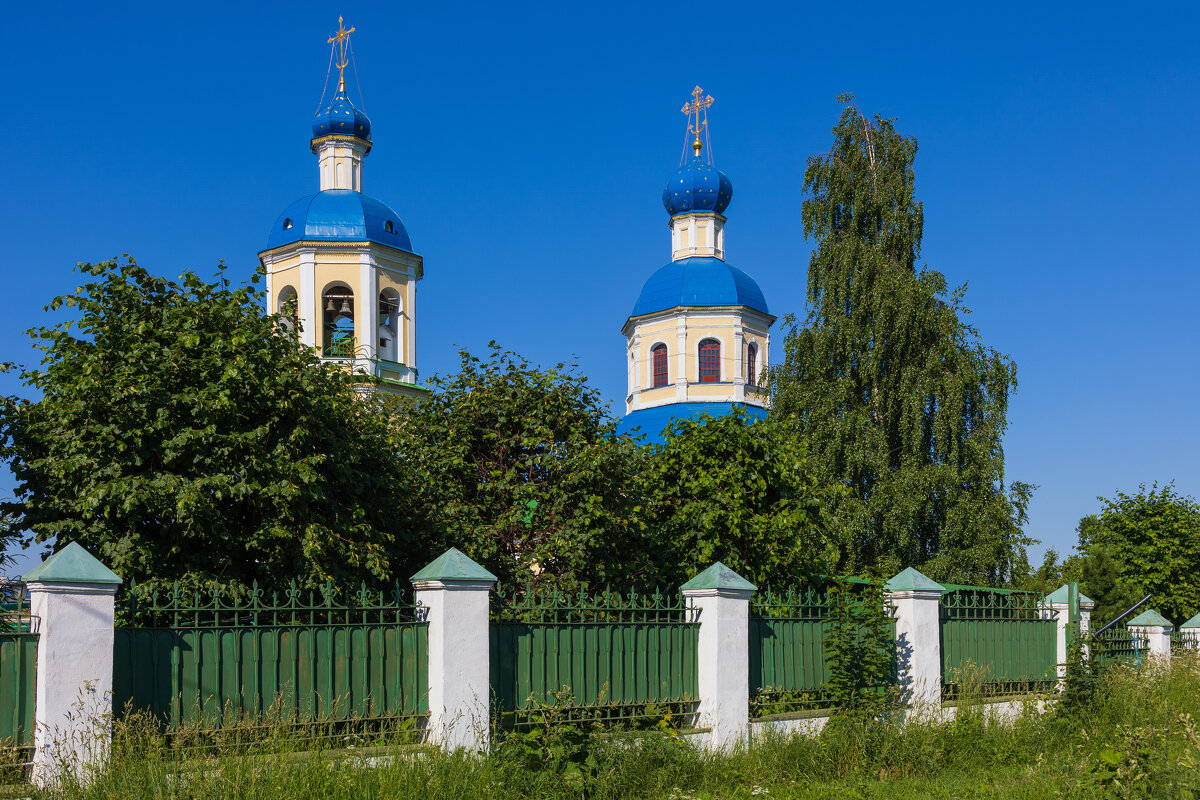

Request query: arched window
[
  {"left": 336, "top": 162, "right": 345, "bottom": 189},
  {"left": 282, "top": 218, "right": 293, "bottom": 231},
  {"left": 651, "top": 344, "right": 668, "bottom": 388},
  {"left": 277, "top": 286, "right": 298, "bottom": 335},
  {"left": 322, "top": 286, "right": 355, "bottom": 357},
  {"left": 384, "top": 220, "right": 395, "bottom": 234},
  {"left": 746, "top": 343, "right": 758, "bottom": 386},
  {"left": 699, "top": 339, "right": 720, "bottom": 383},
  {"left": 378, "top": 289, "right": 401, "bottom": 362}
]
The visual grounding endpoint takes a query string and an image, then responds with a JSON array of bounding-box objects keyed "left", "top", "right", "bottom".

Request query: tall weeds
[{"left": 35, "top": 653, "right": 1200, "bottom": 799}]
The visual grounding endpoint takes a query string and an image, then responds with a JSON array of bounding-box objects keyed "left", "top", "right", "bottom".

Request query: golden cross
[
  {"left": 680, "top": 86, "right": 714, "bottom": 156},
  {"left": 327, "top": 16, "right": 356, "bottom": 90}
]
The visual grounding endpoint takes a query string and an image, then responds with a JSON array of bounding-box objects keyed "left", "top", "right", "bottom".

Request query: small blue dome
[
  {"left": 630, "top": 257, "right": 768, "bottom": 318},
  {"left": 266, "top": 190, "right": 412, "bottom": 251},
  {"left": 311, "top": 88, "right": 371, "bottom": 141},
  {"left": 663, "top": 156, "right": 732, "bottom": 216}
]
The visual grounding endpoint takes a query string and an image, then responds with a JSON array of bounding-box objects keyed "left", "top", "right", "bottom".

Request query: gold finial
[
  {"left": 681, "top": 85, "right": 714, "bottom": 157},
  {"left": 328, "top": 16, "right": 356, "bottom": 93}
]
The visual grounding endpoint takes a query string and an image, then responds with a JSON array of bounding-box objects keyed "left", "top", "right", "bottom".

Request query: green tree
[
  {"left": 639, "top": 410, "right": 837, "bottom": 588},
  {"left": 395, "top": 344, "right": 652, "bottom": 590},
  {"left": 1077, "top": 483, "right": 1200, "bottom": 623},
  {"left": 1, "top": 258, "right": 417, "bottom": 594},
  {"left": 770, "top": 95, "right": 1032, "bottom": 585}
]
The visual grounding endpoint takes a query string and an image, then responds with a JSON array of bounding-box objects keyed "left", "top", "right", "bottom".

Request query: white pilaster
[
  {"left": 360, "top": 257, "right": 378, "bottom": 360},
  {"left": 299, "top": 257, "right": 317, "bottom": 348},
  {"left": 681, "top": 563, "right": 755, "bottom": 751},
  {"left": 412, "top": 549, "right": 496, "bottom": 752}
]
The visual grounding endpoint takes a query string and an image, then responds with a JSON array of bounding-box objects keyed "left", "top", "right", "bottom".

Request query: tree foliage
[
  {"left": 770, "top": 95, "right": 1032, "bottom": 585},
  {"left": 1076, "top": 483, "right": 1200, "bottom": 624},
  {"left": 639, "top": 410, "right": 836, "bottom": 588},
  {"left": 2, "top": 258, "right": 416, "bottom": 594},
  {"left": 395, "top": 345, "right": 653, "bottom": 590}
]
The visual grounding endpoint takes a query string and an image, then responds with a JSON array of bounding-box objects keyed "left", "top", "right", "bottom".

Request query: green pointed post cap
[
  {"left": 411, "top": 547, "right": 497, "bottom": 583},
  {"left": 1042, "top": 584, "right": 1094, "bottom": 605},
  {"left": 884, "top": 567, "right": 943, "bottom": 593},
  {"left": 23, "top": 541, "right": 121, "bottom": 585},
  {"left": 681, "top": 562, "right": 756, "bottom": 593},
  {"left": 1128, "top": 608, "right": 1171, "bottom": 627},
  {"left": 1181, "top": 612, "right": 1200, "bottom": 630}
]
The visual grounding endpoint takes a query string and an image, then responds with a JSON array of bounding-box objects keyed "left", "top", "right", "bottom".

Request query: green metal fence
[
  {"left": 113, "top": 581, "right": 427, "bottom": 734},
  {"left": 1092, "top": 626, "right": 1145, "bottom": 668},
  {"left": 749, "top": 587, "right": 895, "bottom": 716},
  {"left": 939, "top": 590, "right": 1057, "bottom": 698},
  {"left": 490, "top": 586, "right": 699, "bottom": 728},
  {"left": 0, "top": 593, "right": 37, "bottom": 772},
  {"left": 1170, "top": 629, "right": 1197, "bottom": 654}
]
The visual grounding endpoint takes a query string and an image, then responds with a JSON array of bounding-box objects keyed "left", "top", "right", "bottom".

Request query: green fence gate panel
[
  {"left": 0, "top": 632, "right": 37, "bottom": 749},
  {"left": 939, "top": 590, "right": 1057, "bottom": 696},
  {"left": 113, "top": 582, "right": 427, "bottom": 731},
  {"left": 489, "top": 586, "right": 698, "bottom": 726}
]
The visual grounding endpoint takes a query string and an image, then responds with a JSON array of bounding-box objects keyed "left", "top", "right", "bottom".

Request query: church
[{"left": 260, "top": 21, "right": 774, "bottom": 440}]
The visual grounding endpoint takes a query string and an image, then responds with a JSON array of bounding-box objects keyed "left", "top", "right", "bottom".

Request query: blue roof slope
[
  {"left": 618, "top": 402, "right": 768, "bottom": 445},
  {"left": 265, "top": 190, "right": 413, "bottom": 252},
  {"left": 630, "top": 257, "right": 769, "bottom": 318}
]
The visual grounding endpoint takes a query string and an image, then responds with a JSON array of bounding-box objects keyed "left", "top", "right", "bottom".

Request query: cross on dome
[
  {"left": 328, "top": 16, "right": 356, "bottom": 93},
  {"left": 681, "top": 86, "right": 714, "bottom": 160}
]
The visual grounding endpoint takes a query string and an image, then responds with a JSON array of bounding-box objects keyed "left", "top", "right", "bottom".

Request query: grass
[{"left": 24, "top": 653, "right": 1200, "bottom": 799}]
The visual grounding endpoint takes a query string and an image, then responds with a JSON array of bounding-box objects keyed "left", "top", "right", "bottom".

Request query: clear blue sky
[{"left": 2, "top": 1, "right": 1197, "bottom": 575}]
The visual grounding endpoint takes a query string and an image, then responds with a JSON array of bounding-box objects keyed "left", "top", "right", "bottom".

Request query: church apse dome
[{"left": 662, "top": 156, "right": 733, "bottom": 216}]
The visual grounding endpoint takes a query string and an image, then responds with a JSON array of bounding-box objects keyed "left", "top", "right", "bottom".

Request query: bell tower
[{"left": 258, "top": 18, "right": 426, "bottom": 398}]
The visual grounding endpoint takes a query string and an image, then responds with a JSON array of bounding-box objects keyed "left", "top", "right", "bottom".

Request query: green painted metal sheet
[
  {"left": 489, "top": 620, "right": 698, "bottom": 724},
  {"left": 0, "top": 633, "right": 36, "bottom": 749},
  {"left": 939, "top": 591, "right": 1057, "bottom": 695},
  {"left": 112, "top": 582, "right": 427, "bottom": 731},
  {"left": 488, "top": 586, "right": 699, "bottom": 726}
]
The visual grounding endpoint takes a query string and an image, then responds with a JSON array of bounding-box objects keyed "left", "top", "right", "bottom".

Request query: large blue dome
[
  {"left": 629, "top": 257, "right": 768, "bottom": 318},
  {"left": 311, "top": 88, "right": 371, "bottom": 142},
  {"left": 265, "top": 190, "right": 412, "bottom": 251},
  {"left": 619, "top": 402, "right": 768, "bottom": 445},
  {"left": 663, "top": 156, "right": 733, "bottom": 216}
]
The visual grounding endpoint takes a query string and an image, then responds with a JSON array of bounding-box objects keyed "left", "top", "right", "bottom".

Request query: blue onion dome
[
  {"left": 662, "top": 156, "right": 733, "bottom": 216},
  {"left": 630, "top": 257, "right": 768, "bottom": 318},
  {"left": 265, "top": 190, "right": 412, "bottom": 251},
  {"left": 311, "top": 87, "right": 372, "bottom": 142}
]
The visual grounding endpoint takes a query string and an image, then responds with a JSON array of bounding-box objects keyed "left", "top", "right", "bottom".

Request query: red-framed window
[
  {"left": 747, "top": 344, "right": 757, "bottom": 385},
  {"left": 652, "top": 344, "right": 668, "bottom": 388},
  {"left": 699, "top": 339, "right": 720, "bottom": 383}
]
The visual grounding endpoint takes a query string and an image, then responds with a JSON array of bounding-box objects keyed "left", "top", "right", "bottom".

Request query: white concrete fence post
[
  {"left": 412, "top": 547, "right": 496, "bottom": 753},
  {"left": 1128, "top": 608, "right": 1173, "bottom": 662},
  {"left": 885, "top": 567, "right": 944, "bottom": 710},
  {"left": 23, "top": 542, "right": 122, "bottom": 788},
  {"left": 681, "top": 562, "right": 755, "bottom": 752}
]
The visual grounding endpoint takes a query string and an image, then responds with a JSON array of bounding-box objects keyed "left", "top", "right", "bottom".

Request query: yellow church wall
[
  {"left": 687, "top": 384, "right": 735, "bottom": 400},
  {"left": 271, "top": 265, "right": 302, "bottom": 305},
  {"left": 638, "top": 386, "right": 677, "bottom": 405}
]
